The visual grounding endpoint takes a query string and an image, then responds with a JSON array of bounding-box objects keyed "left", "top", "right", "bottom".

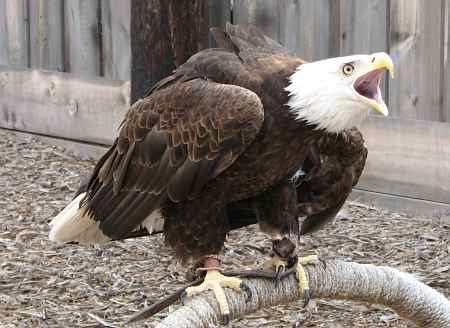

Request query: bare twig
[
  {"left": 127, "top": 278, "right": 204, "bottom": 323},
  {"left": 150, "top": 260, "right": 450, "bottom": 328}
]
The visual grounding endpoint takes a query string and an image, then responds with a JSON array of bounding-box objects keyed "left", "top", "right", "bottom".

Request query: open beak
[{"left": 353, "top": 52, "right": 394, "bottom": 116}]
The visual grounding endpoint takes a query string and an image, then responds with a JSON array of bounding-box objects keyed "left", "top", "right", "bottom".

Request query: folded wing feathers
[{"left": 49, "top": 65, "right": 264, "bottom": 244}]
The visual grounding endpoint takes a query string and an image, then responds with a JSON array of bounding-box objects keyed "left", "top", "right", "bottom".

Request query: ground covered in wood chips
[{"left": 0, "top": 129, "right": 449, "bottom": 328}]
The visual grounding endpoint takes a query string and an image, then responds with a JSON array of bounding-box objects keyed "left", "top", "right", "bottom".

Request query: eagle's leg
[
  {"left": 263, "top": 236, "right": 297, "bottom": 276},
  {"left": 255, "top": 180, "right": 300, "bottom": 275},
  {"left": 254, "top": 180, "right": 321, "bottom": 304},
  {"left": 262, "top": 235, "right": 320, "bottom": 306},
  {"left": 183, "top": 255, "right": 251, "bottom": 324}
]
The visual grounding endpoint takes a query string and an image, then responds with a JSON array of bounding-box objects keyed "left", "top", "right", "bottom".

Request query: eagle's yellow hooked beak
[
  {"left": 353, "top": 52, "right": 394, "bottom": 117},
  {"left": 371, "top": 52, "right": 394, "bottom": 79}
]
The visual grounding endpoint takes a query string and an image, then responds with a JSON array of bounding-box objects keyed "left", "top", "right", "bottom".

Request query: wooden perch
[{"left": 149, "top": 260, "right": 450, "bottom": 328}]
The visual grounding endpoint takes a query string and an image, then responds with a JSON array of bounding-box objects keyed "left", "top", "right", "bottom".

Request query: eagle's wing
[
  {"left": 210, "top": 23, "right": 305, "bottom": 68},
  {"left": 83, "top": 78, "right": 264, "bottom": 239},
  {"left": 297, "top": 128, "right": 367, "bottom": 234},
  {"left": 211, "top": 23, "right": 291, "bottom": 58}
]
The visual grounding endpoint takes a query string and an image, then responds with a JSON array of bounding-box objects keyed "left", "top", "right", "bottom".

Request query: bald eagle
[{"left": 49, "top": 24, "right": 393, "bottom": 319}]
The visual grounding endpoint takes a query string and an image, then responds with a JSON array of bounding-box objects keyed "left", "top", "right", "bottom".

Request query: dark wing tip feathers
[
  {"left": 211, "top": 23, "right": 290, "bottom": 59},
  {"left": 209, "top": 27, "right": 240, "bottom": 54}
]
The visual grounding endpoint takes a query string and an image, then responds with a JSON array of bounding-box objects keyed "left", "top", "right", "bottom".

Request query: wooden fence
[
  {"left": 0, "top": 0, "right": 130, "bottom": 80},
  {"left": 1, "top": 0, "right": 450, "bottom": 215}
]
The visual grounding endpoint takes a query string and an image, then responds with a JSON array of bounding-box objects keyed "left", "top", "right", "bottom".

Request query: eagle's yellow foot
[
  {"left": 263, "top": 255, "right": 291, "bottom": 279},
  {"left": 183, "top": 257, "right": 251, "bottom": 324},
  {"left": 263, "top": 255, "right": 288, "bottom": 272},
  {"left": 263, "top": 237, "right": 297, "bottom": 280},
  {"left": 295, "top": 255, "right": 320, "bottom": 306}
]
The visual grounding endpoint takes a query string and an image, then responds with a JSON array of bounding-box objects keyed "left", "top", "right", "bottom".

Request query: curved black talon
[
  {"left": 240, "top": 282, "right": 252, "bottom": 303},
  {"left": 303, "top": 288, "right": 311, "bottom": 307},
  {"left": 287, "top": 254, "right": 298, "bottom": 268},
  {"left": 276, "top": 254, "right": 298, "bottom": 283},
  {"left": 275, "top": 265, "right": 284, "bottom": 285},
  {"left": 319, "top": 256, "right": 327, "bottom": 269},
  {"left": 179, "top": 290, "right": 187, "bottom": 305},
  {"left": 222, "top": 314, "right": 230, "bottom": 325}
]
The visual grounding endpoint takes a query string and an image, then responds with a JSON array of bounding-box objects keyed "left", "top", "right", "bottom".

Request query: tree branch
[{"left": 152, "top": 260, "right": 450, "bottom": 328}]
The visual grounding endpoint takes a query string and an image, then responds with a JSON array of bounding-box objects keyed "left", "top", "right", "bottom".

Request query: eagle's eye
[{"left": 342, "top": 63, "right": 355, "bottom": 76}]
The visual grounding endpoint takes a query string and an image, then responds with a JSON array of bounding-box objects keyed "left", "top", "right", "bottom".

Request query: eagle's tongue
[{"left": 354, "top": 68, "right": 383, "bottom": 101}]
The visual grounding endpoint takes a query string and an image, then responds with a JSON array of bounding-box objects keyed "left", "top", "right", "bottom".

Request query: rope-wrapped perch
[{"left": 150, "top": 260, "right": 450, "bottom": 328}]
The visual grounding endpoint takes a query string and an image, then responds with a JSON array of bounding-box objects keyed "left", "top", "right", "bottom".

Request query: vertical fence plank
[
  {"left": 233, "top": 0, "right": 335, "bottom": 61},
  {"left": 328, "top": 0, "right": 342, "bottom": 58},
  {"left": 130, "top": 0, "right": 209, "bottom": 103},
  {"left": 208, "top": 0, "right": 231, "bottom": 47},
  {"left": 64, "top": 0, "right": 101, "bottom": 76},
  {"left": 340, "top": 0, "right": 388, "bottom": 55},
  {"left": 233, "top": 0, "right": 283, "bottom": 42},
  {"left": 281, "top": 0, "right": 334, "bottom": 60},
  {"left": 0, "top": 0, "right": 9, "bottom": 65},
  {"left": 29, "top": 0, "right": 64, "bottom": 71},
  {"left": 5, "top": 0, "right": 29, "bottom": 67},
  {"left": 209, "top": 0, "right": 230, "bottom": 28},
  {"left": 101, "top": 0, "right": 131, "bottom": 80},
  {"left": 444, "top": 0, "right": 450, "bottom": 122},
  {"left": 389, "top": 0, "right": 445, "bottom": 121},
  {"left": 340, "top": 0, "right": 388, "bottom": 103}
]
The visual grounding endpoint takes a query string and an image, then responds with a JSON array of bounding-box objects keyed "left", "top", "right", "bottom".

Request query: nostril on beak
[{"left": 371, "top": 57, "right": 376, "bottom": 63}]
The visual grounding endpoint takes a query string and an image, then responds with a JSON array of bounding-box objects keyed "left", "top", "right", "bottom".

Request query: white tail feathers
[
  {"left": 142, "top": 210, "right": 164, "bottom": 234},
  {"left": 49, "top": 192, "right": 110, "bottom": 244}
]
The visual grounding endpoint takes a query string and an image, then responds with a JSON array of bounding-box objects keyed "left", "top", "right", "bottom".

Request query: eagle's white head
[{"left": 285, "top": 52, "right": 394, "bottom": 133}]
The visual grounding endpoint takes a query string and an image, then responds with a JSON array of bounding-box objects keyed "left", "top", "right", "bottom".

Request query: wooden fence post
[{"left": 130, "top": 0, "right": 210, "bottom": 104}]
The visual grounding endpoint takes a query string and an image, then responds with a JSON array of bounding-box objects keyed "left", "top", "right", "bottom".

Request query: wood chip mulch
[{"left": 0, "top": 130, "right": 448, "bottom": 328}]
